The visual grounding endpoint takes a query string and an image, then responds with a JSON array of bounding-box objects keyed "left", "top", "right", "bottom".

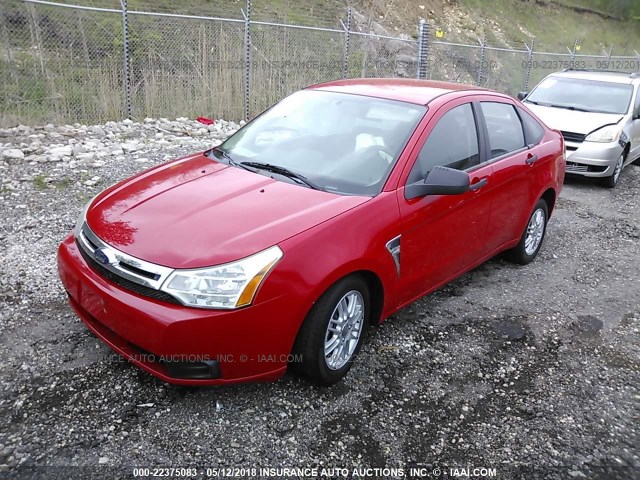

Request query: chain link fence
[
  {"left": 127, "top": 13, "right": 245, "bottom": 120},
  {"left": 248, "top": 23, "right": 345, "bottom": 115},
  {"left": 1, "top": 0, "right": 639, "bottom": 127},
  {"left": 1, "top": 1, "right": 126, "bottom": 125}
]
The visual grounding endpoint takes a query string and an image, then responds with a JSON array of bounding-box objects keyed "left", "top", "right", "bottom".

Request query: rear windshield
[{"left": 526, "top": 76, "right": 633, "bottom": 115}]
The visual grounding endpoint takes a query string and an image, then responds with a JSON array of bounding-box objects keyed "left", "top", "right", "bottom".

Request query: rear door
[
  {"left": 396, "top": 100, "right": 494, "bottom": 304},
  {"left": 478, "top": 100, "right": 540, "bottom": 251}
]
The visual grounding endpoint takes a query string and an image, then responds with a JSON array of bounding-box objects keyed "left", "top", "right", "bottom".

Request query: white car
[{"left": 519, "top": 69, "right": 640, "bottom": 188}]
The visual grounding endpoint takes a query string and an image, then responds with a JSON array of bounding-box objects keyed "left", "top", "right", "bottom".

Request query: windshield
[
  {"left": 526, "top": 76, "right": 633, "bottom": 115},
  {"left": 211, "top": 90, "right": 426, "bottom": 195}
]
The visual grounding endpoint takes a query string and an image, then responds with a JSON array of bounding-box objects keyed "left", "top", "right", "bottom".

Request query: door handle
[
  {"left": 526, "top": 154, "right": 539, "bottom": 165},
  {"left": 468, "top": 177, "right": 488, "bottom": 191}
]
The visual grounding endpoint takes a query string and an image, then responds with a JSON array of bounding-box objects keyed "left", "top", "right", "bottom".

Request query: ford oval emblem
[{"left": 94, "top": 248, "right": 113, "bottom": 265}]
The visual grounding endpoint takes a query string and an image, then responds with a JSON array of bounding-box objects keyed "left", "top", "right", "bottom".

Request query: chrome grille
[
  {"left": 76, "top": 222, "right": 175, "bottom": 292},
  {"left": 76, "top": 242, "right": 181, "bottom": 305}
]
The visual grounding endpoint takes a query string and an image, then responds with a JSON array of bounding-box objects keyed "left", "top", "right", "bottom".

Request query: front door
[{"left": 397, "top": 101, "right": 494, "bottom": 304}]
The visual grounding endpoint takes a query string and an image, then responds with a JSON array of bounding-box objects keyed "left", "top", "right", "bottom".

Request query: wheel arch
[
  {"left": 540, "top": 188, "right": 557, "bottom": 217},
  {"left": 353, "top": 270, "right": 385, "bottom": 325},
  {"left": 302, "top": 268, "right": 387, "bottom": 330}
]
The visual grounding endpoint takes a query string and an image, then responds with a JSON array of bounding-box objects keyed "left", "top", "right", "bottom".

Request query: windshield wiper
[
  {"left": 525, "top": 100, "right": 553, "bottom": 107},
  {"left": 240, "top": 161, "right": 324, "bottom": 191},
  {"left": 527, "top": 101, "right": 595, "bottom": 112},
  {"left": 207, "top": 147, "right": 256, "bottom": 172},
  {"left": 552, "top": 104, "right": 591, "bottom": 112}
]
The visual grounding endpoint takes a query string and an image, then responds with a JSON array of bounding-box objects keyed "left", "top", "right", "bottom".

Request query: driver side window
[
  {"left": 407, "top": 103, "right": 479, "bottom": 184},
  {"left": 634, "top": 89, "right": 640, "bottom": 117}
]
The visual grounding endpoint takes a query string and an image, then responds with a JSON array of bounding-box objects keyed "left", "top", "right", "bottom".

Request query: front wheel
[
  {"left": 602, "top": 152, "right": 624, "bottom": 188},
  {"left": 291, "top": 276, "right": 370, "bottom": 386},
  {"left": 506, "top": 199, "right": 548, "bottom": 265}
]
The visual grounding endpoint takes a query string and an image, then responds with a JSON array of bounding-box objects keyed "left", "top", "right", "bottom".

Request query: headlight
[
  {"left": 161, "top": 246, "right": 283, "bottom": 309},
  {"left": 585, "top": 124, "right": 622, "bottom": 143}
]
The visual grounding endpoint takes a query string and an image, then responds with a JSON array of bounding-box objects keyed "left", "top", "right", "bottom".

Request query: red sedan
[{"left": 57, "top": 79, "right": 565, "bottom": 386}]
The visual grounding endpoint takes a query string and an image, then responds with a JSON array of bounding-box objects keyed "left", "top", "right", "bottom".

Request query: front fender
[{"left": 264, "top": 192, "right": 402, "bottom": 347}]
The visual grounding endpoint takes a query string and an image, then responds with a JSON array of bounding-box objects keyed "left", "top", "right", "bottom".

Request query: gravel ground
[{"left": 0, "top": 120, "right": 638, "bottom": 480}]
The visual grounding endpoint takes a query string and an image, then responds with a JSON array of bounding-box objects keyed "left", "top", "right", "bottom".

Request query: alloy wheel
[
  {"left": 524, "top": 208, "right": 545, "bottom": 256},
  {"left": 612, "top": 154, "right": 624, "bottom": 184},
  {"left": 324, "top": 290, "right": 365, "bottom": 370}
]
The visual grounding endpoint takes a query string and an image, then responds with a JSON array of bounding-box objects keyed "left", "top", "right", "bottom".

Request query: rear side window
[
  {"left": 517, "top": 108, "right": 545, "bottom": 145},
  {"left": 407, "top": 103, "right": 480, "bottom": 184},
  {"left": 480, "top": 102, "right": 526, "bottom": 158}
]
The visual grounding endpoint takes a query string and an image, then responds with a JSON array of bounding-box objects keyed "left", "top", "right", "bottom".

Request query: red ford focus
[{"left": 57, "top": 79, "right": 565, "bottom": 386}]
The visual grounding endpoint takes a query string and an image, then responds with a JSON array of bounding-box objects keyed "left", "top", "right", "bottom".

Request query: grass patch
[
  {"left": 54, "top": 178, "right": 71, "bottom": 190},
  {"left": 33, "top": 175, "right": 48, "bottom": 190},
  {"left": 33, "top": 175, "right": 71, "bottom": 191},
  {"left": 2, "top": 0, "right": 639, "bottom": 126}
]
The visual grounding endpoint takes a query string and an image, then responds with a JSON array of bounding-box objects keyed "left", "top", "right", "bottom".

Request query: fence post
[
  {"left": 26, "top": 3, "right": 45, "bottom": 77},
  {"left": 0, "top": 3, "right": 16, "bottom": 82},
  {"left": 604, "top": 45, "right": 613, "bottom": 70},
  {"left": 568, "top": 39, "right": 578, "bottom": 69},
  {"left": 120, "top": 0, "right": 132, "bottom": 119},
  {"left": 341, "top": 8, "right": 352, "bottom": 79},
  {"left": 242, "top": 0, "right": 251, "bottom": 122},
  {"left": 523, "top": 37, "right": 535, "bottom": 91},
  {"left": 416, "top": 19, "right": 429, "bottom": 79},
  {"left": 476, "top": 32, "right": 486, "bottom": 86}
]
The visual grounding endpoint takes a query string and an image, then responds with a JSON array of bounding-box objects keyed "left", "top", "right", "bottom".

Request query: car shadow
[{"left": 563, "top": 173, "right": 604, "bottom": 189}]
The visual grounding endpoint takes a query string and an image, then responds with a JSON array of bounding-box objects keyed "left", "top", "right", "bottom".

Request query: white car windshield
[
  {"left": 211, "top": 90, "right": 426, "bottom": 195},
  {"left": 526, "top": 76, "right": 633, "bottom": 115}
]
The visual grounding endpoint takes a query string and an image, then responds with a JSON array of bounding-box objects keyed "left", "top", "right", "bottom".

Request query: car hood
[
  {"left": 86, "top": 153, "right": 369, "bottom": 268},
  {"left": 525, "top": 103, "right": 623, "bottom": 135}
]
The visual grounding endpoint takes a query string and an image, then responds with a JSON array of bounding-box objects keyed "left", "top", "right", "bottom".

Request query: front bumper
[
  {"left": 57, "top": 233, "right": 294, "bottom": 385},
  {"left": 565, "top": 140, "right": 622, "bottom": 178}
]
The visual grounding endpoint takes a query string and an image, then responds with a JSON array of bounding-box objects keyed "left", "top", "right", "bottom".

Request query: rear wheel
[
  {"left": 602, "top": 152, "right": 624, "bottom": 188},
  {"left": 291, "top": 275, "right": 370, "bottom": 386},
  {"left": 506, "top": 199, "right": 548, "bottom": 265}
]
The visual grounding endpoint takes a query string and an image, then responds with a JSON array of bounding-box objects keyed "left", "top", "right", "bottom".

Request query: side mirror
[
  {"left": 405, "top": 166, "right": 470, "bottom": 200},
  {"left": 517, "top": 91, "right": 528, "bottom": 101}
]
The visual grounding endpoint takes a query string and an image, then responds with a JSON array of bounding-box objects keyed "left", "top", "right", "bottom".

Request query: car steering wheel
[
  {"left": 354, "top": 144, "right": 395, "bottom": 164},
  {"left": 350, "top": 145, "right": 395, "bottom": 186}
]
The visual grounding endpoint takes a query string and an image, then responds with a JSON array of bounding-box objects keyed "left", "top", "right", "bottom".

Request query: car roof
[
  {"left": 549, "top": 70, "right": 639, "bottom": 85},
  {"left": 307, "top": 78, "right": 488, "bottom": 105}
]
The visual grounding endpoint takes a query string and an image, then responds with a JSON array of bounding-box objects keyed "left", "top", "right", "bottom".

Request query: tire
[
  {"left": 602, "top": 152, "right": 625, "bottom": 188},
  {"left": 291, "top": 275, "right": 370, "bottom": 386},
  {"left": 506, "top": 199, "right": 548, "bottom": 265}
]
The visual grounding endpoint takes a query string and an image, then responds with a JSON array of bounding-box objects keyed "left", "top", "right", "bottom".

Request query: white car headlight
[
  {"left": 585, "top": 124, "right": 622, "bottom": 143},
  {"left": 160, "top": 246, "right": 283, "bottom": 309}
]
